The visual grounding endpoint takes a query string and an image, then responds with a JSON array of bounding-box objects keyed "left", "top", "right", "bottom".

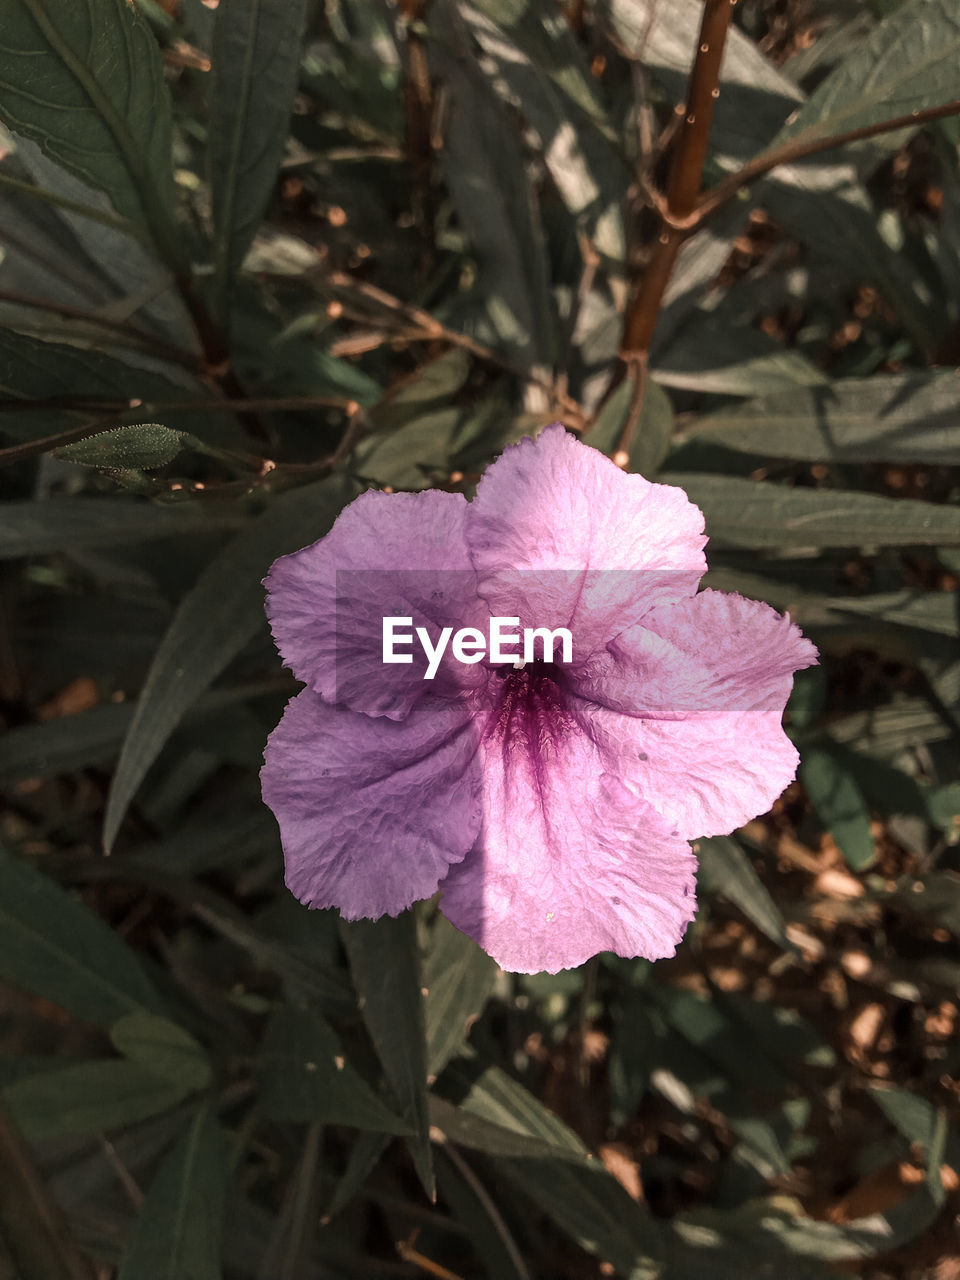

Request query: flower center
[{"left": 486, "top": 659, "right": 576, "bottom": 751}]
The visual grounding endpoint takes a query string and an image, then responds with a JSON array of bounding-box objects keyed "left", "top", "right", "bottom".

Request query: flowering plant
[{"left": 262, "top": 425, "right": 817, "bottom": 972}]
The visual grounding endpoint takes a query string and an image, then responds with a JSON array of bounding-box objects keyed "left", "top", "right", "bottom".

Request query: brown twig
[
  {"left": 621, "top": 0, "right": 735, "bottom": 360},
  {"left": 0, "top": 417, "right": 120, "bottom": 468},
  {"left": 396, "top": 0, "right": 436, "bottom": 276},
  {"left": 614, "top": 0, "right": 736, "bottom": 460},
  {"left": 695, "top": 96, "right": 960, "bottom": 223}
]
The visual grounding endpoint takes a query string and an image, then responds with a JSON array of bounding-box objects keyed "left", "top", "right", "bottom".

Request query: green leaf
[
  {"left": 354, "top": 408, "right": 464, "bottom": 490},
  {"left": 434, "top": 1148, "right": 531, "bottom": 1280},
  {"left": 209, "top": 0, "right": 310, "bottom": 308},
  {"left": 0, "top": 0, "right": 180, "bottom": 261},
  {"left": 580, "top": 377, "right": 674, "bottom": 478},
  {"left": 0, "top": 497, "right": 239, "bottom": 559},
  {"left": 680, "top": 372, "right": 960, "bottom": 463},
  {"left": 118, "top": 1106, "right": 228, "bottom": 1280},
  {"left": 447, "top": 1064, "right": 589, "bottom": 1155},
  {"left": 435, "top": 1082, "right": 663, "bottom": 1277},
  {"left": 259, "top": 1006, "right": 412, "bottom": 1133},
  {"left": 432, "top": 14, "right": 556, "bottom": 368},
  {"left": 696, "top": 836, "right": 792, "bottom": 949},
  {"left": 423, "top": 914, "right": 497, "bottom": 1081},
  {"left": 800, "top": 746, "right": 877, "bottom": 869},
  {"left": 0, "top": 686, "right": 280, "bottom": 784},
  {"left": 111, "top": 1014, "right": 213, "bottom": 1093},
  {"left": 652, "top": 320, "right": 827, "bottom": 398},
  {"left": 370, "top": 349, "right": 472, "bottom": 429},
  {"left": 0, "top": 329, "right": 203, "bottom": 445},
  {"left": 55, "top": 424, "right": 185, "bottom": 470},
  {"left": 824, "top": 696, "right": 953, "bottom": 758},
  {"left": 772, "top": 0, "right": 960, "bottom": 153},
  {"left": 460, "top": 0, "right": 627, "bottom": 259},
  {"left": 870, "top": 1087, "right": 960, "bottom": 1170},
  {"left": 342, "top": 914, "right": 434, "bottom": 1198},
  {"left": 103, "top": 474, "right": 358, "bottom": 850},
  {"left": 323, "top": 1130, "right": 392, "bottom": 1218},
  {"left": 601, "top": 0, "right": 802, "bottom": 165},
  {"left": 3, "top": 1060, "right": 190, "bottom": 1140},
  {"left": 0, "top": 847, "right": 164, "bottom": 1026},
  {"left": 664, "top": 474, "right": 960, "bottom": 548}
]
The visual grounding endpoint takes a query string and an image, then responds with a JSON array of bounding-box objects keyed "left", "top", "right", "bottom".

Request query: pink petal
[
  {"left": 265, "top": 489, "right": 484, "bottom": 719},
  {"left": 465, "top": 424, "right": 708, "bottom": 657},
  {"left": 439, "top": 672, "right": 697, "bottom": 973},
  {"left": 570, "top": 591, "right": 819, "bottom": 838},
  {"left": 261, "top": 689, "right": 483, "bottom": 919}
]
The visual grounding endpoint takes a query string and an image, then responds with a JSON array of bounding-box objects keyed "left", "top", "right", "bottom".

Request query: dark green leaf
[
  {"left": 447, "top": 1064, "right": 589, "bottom": 1155},
  {"left": 0, "top": 497, "right": 239, "bottom": 559},
  {"left": 435, "top": 1147, "right": 531, "bottom": 1280},
  {"left": 772, "top": 0, "right": 960, "bottom": 153},
  {"left": 432, "top": 12, "right": 556, "bottom": 368},
  {"left": 580, "top": 377, "right": 674, "bottom": 478},
  {"left": 103, "top": 474, "right": 358, "bottom": 850},
  {"left": 870, "top": 1086, "right": 960, "bottom": 1170},
  {"left": 680, "top": 372, "right": 960, "bottom": 463},
  {"left": 3, "top": 1060, "right": 190, "bottom": 1140},
  {"left": 342, "top": 914, "right": 434, "bottom": 1198},
  {"left": 0, "top": 0, "right": 181, "bottom": 261},
  {"left": 423, "top": 915, "right": 497, "bottom": 1081},
  {"left": 800, "top": 747, "right": 876, "bottom": 870},
  {"left": 209, "top": 0, "right": 310, "bottom": 306},
  {"left": 460, "top": 0, "right": 627, "bottom": 259},
  {"left": 0, "top": 847, "right": 164, "bottom": 1026},
  {"left": 665, "top": 474, "right": 960, "bottom": 548},
  {"left": 110, "top": 1014, "right": 213, "bottom": 1092},
  {"left": 259, "top": 1006, "right": 412, "bottom": 1133},
  {"left": 696, "top": 836, "right": 792, "bottom": 949},
  {"left": 118, "top": 1105, "right": 228, "bottom": 1280},
  {"left": 55, "top": 424, "right": 185, "bottom": 470}
]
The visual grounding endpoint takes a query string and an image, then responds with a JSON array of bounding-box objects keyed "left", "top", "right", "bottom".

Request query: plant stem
[
  {"left": 695, "top": 96, "right": 960, "bottom": 223},
  {"left": 615, "top": 0, "right": 736, "bottom": 457},
  {"left": 622, "top": 0, "right": 735, "bottom": 358}
]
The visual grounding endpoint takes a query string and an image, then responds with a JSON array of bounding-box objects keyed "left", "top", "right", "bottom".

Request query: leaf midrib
[{"left": 22, "top": 0, "right": 182, "bottom": 268}]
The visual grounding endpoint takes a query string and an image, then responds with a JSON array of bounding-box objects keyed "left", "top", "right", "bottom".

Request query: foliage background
[{"left": 0, "top": 0, "right": 959, "bottom": 1276}]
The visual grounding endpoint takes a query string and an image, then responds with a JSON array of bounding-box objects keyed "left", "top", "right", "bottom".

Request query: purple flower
[{"left": 261, "top": 424, "right": 817, "bottom": 973}]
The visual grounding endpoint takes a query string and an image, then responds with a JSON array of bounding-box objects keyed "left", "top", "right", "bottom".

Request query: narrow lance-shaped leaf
[
  {"left": 0, "top": 0, "right": 181, "bottom": 264},
  {"left": 424, "top": 914, "right": 498, "bottom": 1081},
  {"left": 771, "top": 0, "right": 960, "bottom": 153},
  {"left": 681, "top": 372, "right": 960, "bottom": 464},
  {"left": 259, "top": 1006, "right": 413, "bottom": 1134},
  {"left": 663, "top": 474, "right": 960, "bottom": 548},
  {"left": 431, "top": 6, "right": 557, "bottom": 369},
  {"left": 209, "top": 0, "right": 310, "bottom": 311},
  {"left": 3, "top": 1060, "right": 190, "bottom": 1141},
  {"left": 342, "top": 915, "right": 435, "bottom": 1199},
  {"left": 800, "top": 747, "right": 876, "bottom": 870},
  {"left": 118, "top": 1106, "right": 228, "bottom": 1280},
  {"left": 0, "top": 499, "right": 241, "bottom": 561},
  {"left": 103, "top": 475, "right": 358, "bottom": 851},
  {"left": 696, "top": 836, "right": 792, "bottom": 950},
  {"left": 0, "top": 846, "right": 164, "bottom": 1027}
]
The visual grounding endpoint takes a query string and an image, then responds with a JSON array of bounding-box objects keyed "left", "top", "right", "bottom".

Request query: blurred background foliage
[{"left": 0, "top": 0, "right": 959, "bottom": 1276}]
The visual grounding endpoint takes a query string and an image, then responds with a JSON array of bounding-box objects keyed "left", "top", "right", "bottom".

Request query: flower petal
[
  {"left": 465, "top": 424, "right": 708, "bottom": 657},
  {"left": 262, "top": 688, "right": 482, "bottom": 918},
  {"left": 265, "top": 489, "right": 484, "bottom": 718},
  {"left": 439, "top": 674, "right": 697, "bottom": 972},
  {"left": 570, "top": 591, "right": 818, "bottom": 838}
]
